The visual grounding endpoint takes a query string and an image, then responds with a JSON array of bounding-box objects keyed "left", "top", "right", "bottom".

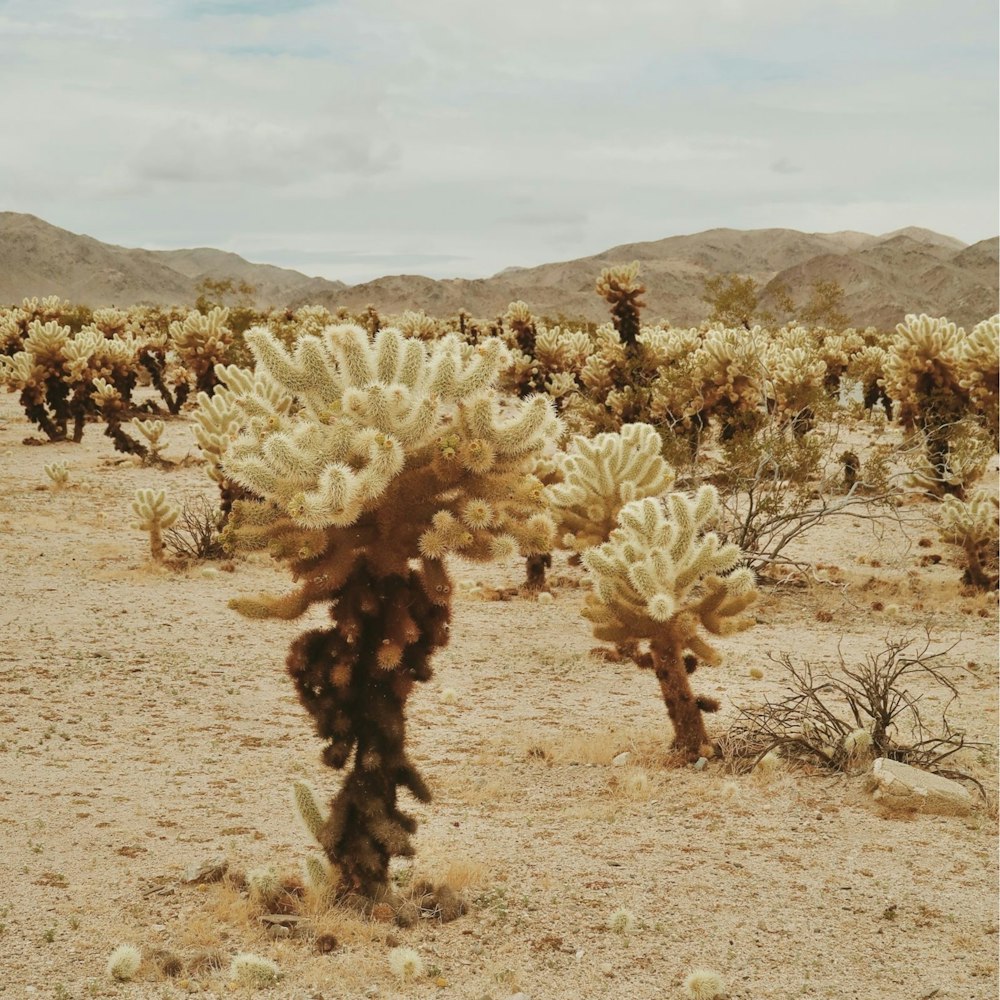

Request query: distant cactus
[
  {"left": 582, "top": 489, "right": 757, "bottom": 759},
  {"left": 939, "top": 489, "right": 999, "bottom": 590}
]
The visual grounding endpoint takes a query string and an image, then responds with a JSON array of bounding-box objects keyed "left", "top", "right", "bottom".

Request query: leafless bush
[
  {"left": 711, "top": 417, "right": 923, "bottom": 576},
  {"left": 163, "top": 494, "right": 226, "bottom": 561},
  {"left": 720, "top": 634, "right": 987, "bottom": 793}
]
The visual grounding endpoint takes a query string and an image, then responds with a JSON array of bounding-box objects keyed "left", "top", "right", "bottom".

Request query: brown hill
[
  {"left": 759, "top": 235, "right": 999, "bottom": 329},
  {"left": 0, "top": 213, "right": 344, "bottom": 309},
  {"left": 1, "top": 211, "right": 996, "bottom": 328}
]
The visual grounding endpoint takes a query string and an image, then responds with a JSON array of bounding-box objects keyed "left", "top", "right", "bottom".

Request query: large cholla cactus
[
  {"left": 939, "top": 489, "right": 999, "bottom": 591},
  {"left": 222, "top": 323, "right": 557, "bottom": 898},
  {"left": 582, "top": 489, "right": 757, "bottom": 759},
  {"left": 549, "top": 422, "right": 675, "bottom": 554}
]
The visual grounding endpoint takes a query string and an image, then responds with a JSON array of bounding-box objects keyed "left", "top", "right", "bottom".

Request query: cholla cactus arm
[
  {"left": 221, "top": 323, "right": 557, "bottom": 898},
  {"left": 939, "top": 489, "right": 999, "bottom": 590},
  {"left": 132, "top": 488, "right": 179, "bottom": 560},
  {"left": 582, "top": 489, "right": 757, "bottom": 759},
  {"left": 44, "top": 461, "right": 69, "bottom": 488}
]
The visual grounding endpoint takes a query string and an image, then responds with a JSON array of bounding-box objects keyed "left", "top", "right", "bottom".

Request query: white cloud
[{"left": 0, "top": 0, "right": 995, "bottom": 282}]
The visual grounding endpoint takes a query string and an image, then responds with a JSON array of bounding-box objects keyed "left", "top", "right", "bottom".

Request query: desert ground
[{"left": 0, "top": 390, "right": 997, "bottom": 1000}]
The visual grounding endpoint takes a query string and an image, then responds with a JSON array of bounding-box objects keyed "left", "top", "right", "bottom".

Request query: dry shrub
[
  {"left": 163, "top": 494, "right": 226, "bottom": 561},
  {"left": 720, "top": 633, "right": 988, "bottom": 795}
]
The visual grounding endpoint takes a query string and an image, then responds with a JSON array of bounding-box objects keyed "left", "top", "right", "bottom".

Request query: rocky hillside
[{"left": 1, "top": 212, "right": 995, "bottom": 328}]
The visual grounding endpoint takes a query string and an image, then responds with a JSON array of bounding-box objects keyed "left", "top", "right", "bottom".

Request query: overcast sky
[{"left": 1, "top": 0, "right": 997, "bottom": 283}]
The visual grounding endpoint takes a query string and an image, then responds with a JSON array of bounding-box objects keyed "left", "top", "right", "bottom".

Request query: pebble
[
  {"left": 693, "top": 757, "right": 707, "bottom": 770},
  {"left": 611, "top": 751, "right": 631, "bottom": 767}
]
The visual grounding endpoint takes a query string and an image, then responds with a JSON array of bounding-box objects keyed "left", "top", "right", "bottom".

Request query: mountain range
[{"left": 1, "top": 212, "right": 996, "bottom": 329}]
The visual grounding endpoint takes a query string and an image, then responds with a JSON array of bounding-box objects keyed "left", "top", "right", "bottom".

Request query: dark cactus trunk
[{"left": 286, "top": 564, "right": 450, "bottom": 898}]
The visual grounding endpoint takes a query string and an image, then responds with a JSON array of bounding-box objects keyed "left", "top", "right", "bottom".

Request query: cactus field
[{"left": 0, "top": 288, "right": 997, "bottom": 999}]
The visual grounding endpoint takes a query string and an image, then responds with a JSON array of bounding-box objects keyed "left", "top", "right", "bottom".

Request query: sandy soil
[{"left": 0, "top": 391, "right": 997, "bottom": 1000}]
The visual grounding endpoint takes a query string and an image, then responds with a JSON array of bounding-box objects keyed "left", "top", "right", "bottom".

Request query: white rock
[
  {"left": 182, "top": 854, "right": 229, "bottom": 884},
  {"left": 611, "top": 751, "right": 631, "bottom": 767},
  {"left": 868, "top": 758, "right": 973, "bottom": 816}
]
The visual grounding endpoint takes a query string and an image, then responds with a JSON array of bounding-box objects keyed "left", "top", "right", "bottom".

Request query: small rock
[
  {"left": 693, "top": 757, "right": 707, "bottom": 771},
  {"left": 266, "top": 923, "right": 291, "bottom": 939},
  {"left": 868, "top": 758, "right": 973, "bottom": 816},
  {"left": 611, "top": 751, "right": 631, "bottom": 767},
  {"left": 182, "top": 855, "right": 229, "bottom": 885}
]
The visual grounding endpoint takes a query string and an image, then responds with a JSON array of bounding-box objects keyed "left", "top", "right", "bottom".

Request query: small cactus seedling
[
  {"left": 582, "top": 489, "right": 757, "bottom": 759},
  {"left": 387, "top": 946, "right": 425, "bottom": 981},
  {"left": 44, "top": 461, "right": 69, "bottom": 489},
  {"left": 221, "top": 323, "right": 557, "bottom": 898},
  {"left": 106, "top": 943, "right": 142, "bottom": 981},
  {"left": 132, "top": 488, "right": 180, "bottom": 561},
  {"left": 132, "top": 418, "right": 169, "bottom": 463},
  {"left": 683, "top": 968, "right": 727, "bottom": 999},
  {"left": 229, "top": 953, "right": 281, "bottom": 988}
]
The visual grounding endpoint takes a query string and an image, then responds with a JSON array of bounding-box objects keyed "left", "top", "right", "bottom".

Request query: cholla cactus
[
  {"left": 847, "top": 344, "right": 891, "bottom": 416},
  {"left": 132, "top": 418, "right": 168, "bottom": 462},
  {"left": 763, "top": 341, "right": 827, "bottom": 434},
  {"left": 957, "top": 315, "right": 999, "bottom": 444},
  {"left": 230, "top": 953, "right": 281, "bottom": 988},
  {"left": 882, "top": 314, "right": 977, "bottom": 496},
  {"left": 596, "top": 262, "right": 645, "bottom": 348},
  {"left": 582, "top": 489, "right": 757, "bottom": 758},
  {"left": 939, "top": 489, "right": 999, "bottom": 590},
  {"left": 686, "top": 326, "right": 767, "bottom": 440},
  {"left": 396, "top": 310, "right": 443, "bottom": 341},
  {"left": 132, "top": 488, "right": 180, "bottom": 561},
  {"left": 0, "top": 319, "right": 79, "bottom": 440},
  {"left": 106, "top": 944, "right": 142, "bottom": 981},
  {"left": 169, "top": 306, "right": 232, "bottom": 395},
  {"left": 550, "top": 423, "right": 675, "bottom": 554},
  {"left": 221, "top": 323, "right": 557, "bottom": 897}
]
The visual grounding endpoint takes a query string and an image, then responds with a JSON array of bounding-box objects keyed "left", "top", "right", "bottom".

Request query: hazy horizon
[{"left": 1, "top": 1, "right": 997, "bottom": 283}]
